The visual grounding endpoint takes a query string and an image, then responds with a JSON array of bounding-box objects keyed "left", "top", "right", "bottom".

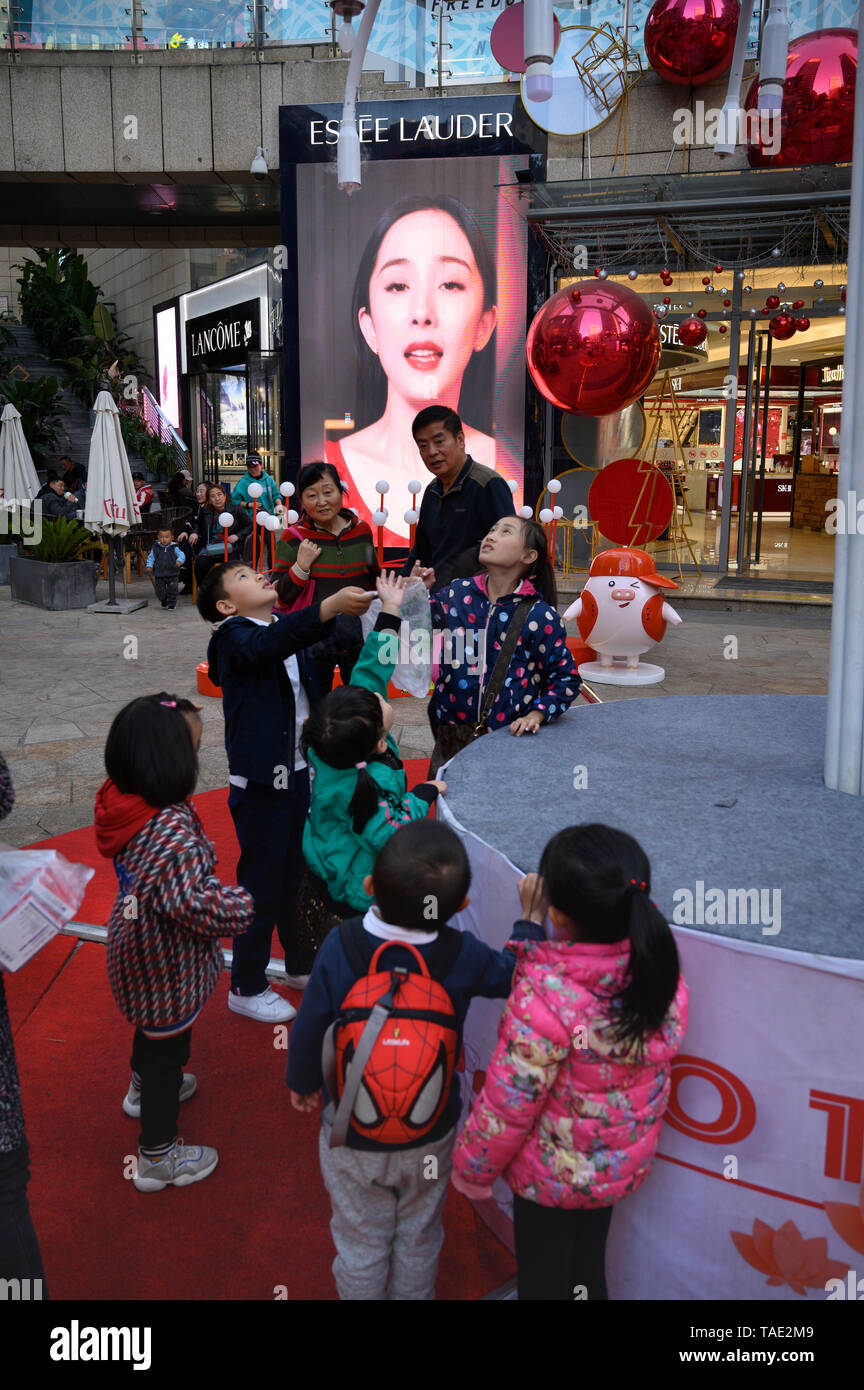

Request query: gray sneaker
[
  {"left": 133, "top": 1139, "right": 218, "bottom": 1193},
  {"left": 123, "top": 1073, "right": 197, "bottom": 1118}
]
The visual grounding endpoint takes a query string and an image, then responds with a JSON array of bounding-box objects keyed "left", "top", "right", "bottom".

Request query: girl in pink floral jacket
[{"left": 451, "top": 824, "right": 688, "bottom": 1300}]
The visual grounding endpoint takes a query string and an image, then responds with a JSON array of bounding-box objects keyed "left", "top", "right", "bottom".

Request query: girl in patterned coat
[
  {"left": 451, "top": 824, "right": 688, "bottom": 1300},
  {"left": 95, "top": 694, "right": 254, "bottom": 1193},
  {"left": 424, "top": 517, "right": 580, "bottom": 743}
]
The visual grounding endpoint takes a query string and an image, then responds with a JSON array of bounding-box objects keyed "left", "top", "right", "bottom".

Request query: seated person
[{"left": 39, "top": 476, "right": 80, "bottom": 521}]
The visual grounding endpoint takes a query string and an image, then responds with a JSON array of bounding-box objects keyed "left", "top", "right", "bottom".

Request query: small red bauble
[
  {"left": 697, "top": 308, "right": 707, "bottom": 318},
  {"left": 594, "top": 267, "right": 602, "bottom": 277},
  {"left": 766, "top": 295, "right": 780, "bottom": 309},
  {"left": 795, "top": 317, "right": 810, "bottom": 330},
  {"left": 678, "top": 316, "right": 708, "bottom": 346},
  {"left": 645, "top": 0, "right": 740, "bottom": 87},
  {"left": 715, "top": 264, "right": 724, "bottom": 273},
  {"left": 793, "top": 299, "right": 805, "bottom": 309},
  {"left": 663, "top": 296, "right": 671, "bottom": 304},
  {"left": 719, "top": 324, "right": 728, "bottom": 334},
  {"left": 570, "top": 289, "right": 582, "bottom": 302},
  {"left": 769, "top": 313, "right": 797, "bottom": 340},
  {"left": 723, "top": 299, "right": 731, "bottom": 307},
  {"left": 702, "top": 276, "right": 711, "bottom": 285}
]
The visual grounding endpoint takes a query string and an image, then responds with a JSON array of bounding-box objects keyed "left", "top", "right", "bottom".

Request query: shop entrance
[{"left": 246, "top": 351, "right": 283, "bottom": 483}]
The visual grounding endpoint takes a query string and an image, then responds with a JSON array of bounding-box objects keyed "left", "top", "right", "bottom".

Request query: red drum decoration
[
  {"left": 644, "top": 0, "right": 740, "bottom": 87},
  {"left": 679, "top": 316, "right": 708, "bottom": 346},
  {"left": 526, "top": 280, "right": 661, "bottom": 417},
  {"left": 745, "top": 29, "right": 857, "bottom": 168},
  {"left": 769, "top": 313, "right": 797, "bottom": 340},
  {"left": 588, "top": 459, "right": 675, "bottom": 547}
]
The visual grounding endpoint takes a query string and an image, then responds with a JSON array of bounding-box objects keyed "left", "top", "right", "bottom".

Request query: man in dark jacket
[
  {"left": 39, "top": 476, "right": 80, "bottom": 521},
  {"left": 401, "top": 405, "right": 515, "bottom": 590},
  {"left": 198, "top": 561, "right": 374, "bottom": 1020}
]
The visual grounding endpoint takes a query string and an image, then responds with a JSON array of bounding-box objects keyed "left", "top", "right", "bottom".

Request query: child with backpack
[
  {"left": 296, "top": 572, "right": 446, "bottom": 965},
  {"left": 286, "top": 820, "right": 545, "bottom": 1300},
  {"left": 95, "top": 694, "right": 255, "bottom": 1193},
  {"left": 422, "top": 516, "right": 580, "bottom": 775},
  {"left": 450, "top": 824, "right": 689, "bottom": 1300}
]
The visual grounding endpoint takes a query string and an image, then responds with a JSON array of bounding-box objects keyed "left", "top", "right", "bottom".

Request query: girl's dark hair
[
  {"left": 297, "top": 461, "right": 346, "bottom": 513},
  {"left": 105, "top": 693, "right": 200, "bottom": 808},
  {"left": 505, "top": 518, "right": 557, "bottom": 606},
  {"left": 351, "top": 193, "right": 497, "bottom": 433},
  {"left": 537, "top": 824, "right": 681, "bottom": 1056},
  {"left": 301, "top": 686, "right": 384, "bottom": 833}
]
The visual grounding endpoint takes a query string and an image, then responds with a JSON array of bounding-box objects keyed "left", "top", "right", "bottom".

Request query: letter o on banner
[{"left": 665, "top": 1055, "right": 756, "bottom": 1144}]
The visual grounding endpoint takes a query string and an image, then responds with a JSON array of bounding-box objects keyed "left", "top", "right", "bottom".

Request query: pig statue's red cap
[{"left": 588, "top": 547, "right": 678, "bottom": 589}]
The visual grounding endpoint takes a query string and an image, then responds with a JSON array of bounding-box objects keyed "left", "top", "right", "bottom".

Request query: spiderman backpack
[{"left": 321, "top": 920, "right": 464, "bottom": 1148}]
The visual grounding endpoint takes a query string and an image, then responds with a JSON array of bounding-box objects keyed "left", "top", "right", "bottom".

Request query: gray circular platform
[{"left": 442, "top": 694, "right": 864, "bottom": 959}]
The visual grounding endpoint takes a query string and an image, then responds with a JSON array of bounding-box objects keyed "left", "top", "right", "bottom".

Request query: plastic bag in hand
[
  {"left": 0, "top": 849, "right": 94, "bottom": 971},
  {"left": 360, "top": 579, "right": 433, "bottom": 699}
]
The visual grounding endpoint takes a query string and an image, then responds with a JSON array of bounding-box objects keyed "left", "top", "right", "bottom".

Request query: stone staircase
[{"left": 2, "top": 323, "right": 144, "bottom": 478}]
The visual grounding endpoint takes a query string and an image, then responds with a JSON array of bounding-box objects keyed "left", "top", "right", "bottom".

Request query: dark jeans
[
  {"left": 228, "top": 772, "right": 310, "bottom": 989},
  {"left": 0, "top": 1142, "right": 48, "bottom": 1295},
  {"left": 512, "top": 1193, "right": 613, "bottom": 1301},
  {"left": 130, "top": 1027, "right": 192, "bottom": 1153},
  {"left": 154, "top": 574, "right": 179, "bottom": 607}
]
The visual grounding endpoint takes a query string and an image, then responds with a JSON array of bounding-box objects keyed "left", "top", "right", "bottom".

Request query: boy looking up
[{"left": 198, "top": 561, "right": 373, "bottom": 1022}]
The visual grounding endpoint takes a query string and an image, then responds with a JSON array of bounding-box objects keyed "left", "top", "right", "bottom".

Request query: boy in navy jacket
[
  {"left": 198, "top": 560, "right": 373, "bottom": 1022},
  {"left": 287, "top": 820, "right": 544, "bottom": 1299}
]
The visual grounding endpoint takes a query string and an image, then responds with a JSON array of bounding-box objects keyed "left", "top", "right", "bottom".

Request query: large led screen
[
  {"left": 295, "top": 154, "right": 528, "bottom": 545},
  {"left": 155, "top": 305, "right": 180, "bottom": 430}
]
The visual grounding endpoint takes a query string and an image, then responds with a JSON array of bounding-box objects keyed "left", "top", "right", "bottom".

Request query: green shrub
[
  {"left": 0, "top": 374, "right": 69, "bottom": 469},
  {"left": 26, "top": 516, "right": 93, "bottom": 563}
]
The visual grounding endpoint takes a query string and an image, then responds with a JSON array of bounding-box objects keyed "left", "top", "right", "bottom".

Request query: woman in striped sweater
[{"left": 271, "top": 461, "right": 379, "bottom": 692}]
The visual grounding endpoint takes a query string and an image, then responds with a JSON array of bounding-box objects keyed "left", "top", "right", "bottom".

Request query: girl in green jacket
[{"left": 297, "top": 572, "right": 446, "bottom": 962}]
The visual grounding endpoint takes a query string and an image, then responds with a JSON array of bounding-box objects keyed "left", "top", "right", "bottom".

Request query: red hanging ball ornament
[
  {"left": 570, "top": 289, "right": 582, "bottom": 303},
  {"left": 702, "top": 276, "right": 711, "bottom": 285},
  {"left": 793, "top": 299, "right": 805, "bottom": 309},
  {"left": 526, "top": 280, "right": 661, "bottom": 417},
  {"left": 719, "top": 324, "right": 728, "bottom": 334},
  {"left": 723, "top": 298, "right": 731, "bottom": 306},
  {"left": 678, "top": 316, "right": 708, "bottom": 346},
  {"left": 594, "top": 267, "right": 602, "bottom": 277},
  {"left": 715, "top": 264, "right": 724, "bottom": 273},
  {"left": 697, "top": 308, "right": 707, "bottom": 318},
  {"left": 769, "top": 313, "right": 797, "bottom": 340},
  {"left": 795, "top": 317, "right": 810, "bottom": 331},
  {"left": 645, "top": 0, "right": 740, "bottom": 87},
  {"left": 663, "top": 296, "right": 671, "bottom": 304},
  {"left": 766, "top": 295, "right": 780, "bottom": 310},
  {"left": 745, "top": 29, "right": 857, "bottom": 168}
]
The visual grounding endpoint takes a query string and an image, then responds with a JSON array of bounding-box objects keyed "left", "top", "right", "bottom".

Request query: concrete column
[{"left": 824, "top": 4, "right": 864, "bottom": 795}]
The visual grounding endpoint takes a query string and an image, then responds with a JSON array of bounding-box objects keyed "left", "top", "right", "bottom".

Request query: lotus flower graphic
[
  {"left": 730, "top": 1218, "right": 850, "bottom": 1296},
  {"left": 824, "top": 1179, "right": 864, "bottom": 1256}
]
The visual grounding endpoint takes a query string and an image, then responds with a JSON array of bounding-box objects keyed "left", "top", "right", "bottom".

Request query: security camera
[{"left": 250, "top": 146, "right": 269, "bottom": 181}]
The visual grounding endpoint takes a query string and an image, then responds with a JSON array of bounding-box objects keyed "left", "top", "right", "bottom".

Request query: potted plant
[{"left": 9, "top": 515, "right": 98, "bottom": 610}]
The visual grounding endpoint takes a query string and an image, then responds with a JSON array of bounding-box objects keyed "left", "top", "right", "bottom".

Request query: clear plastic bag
[
  {"left": 361, "top": 579, "right": 433, "bottom": 699},
  {"left": 0, "top": 848, "right": 94, "bottom": 972}
]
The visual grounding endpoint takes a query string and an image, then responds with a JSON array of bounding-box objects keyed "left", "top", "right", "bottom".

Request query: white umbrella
[
  {"left": 0, "top": 402, "right": 40, "bottom": 504},
  {"left": 84, "top": 390, "right": 146, "bottom": 614}
]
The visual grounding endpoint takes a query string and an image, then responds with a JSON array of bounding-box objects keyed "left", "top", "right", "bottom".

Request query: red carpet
[{"left": 6, "top": 758, "right": 515, "bottom": 1299}]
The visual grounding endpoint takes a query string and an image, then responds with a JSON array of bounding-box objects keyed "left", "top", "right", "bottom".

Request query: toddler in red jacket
[{"left": 95, "top": 694, "right": 254, "bottom": 1193}]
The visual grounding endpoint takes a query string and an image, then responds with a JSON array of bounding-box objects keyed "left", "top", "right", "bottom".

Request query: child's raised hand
[
  {"left": 323, "top": 586, "right": 376, "bottom": 621},
  {"left": 518, "top": 872, "right": 549, "bottom": 925},
  {"left": 376, "top": 570, "right": 407, "bottom": 614},
  {"left": 296, "top": 539, "right": 321, "bottom": 571},
  {"left": 290, "top": 1090, "right": 321, "bottom": 1114},
  {"left": 510, "top": 710, "right": 544, "bottom": 737},
  {"left": 408, "top": 561, "right": 436, "bottom": 590}
]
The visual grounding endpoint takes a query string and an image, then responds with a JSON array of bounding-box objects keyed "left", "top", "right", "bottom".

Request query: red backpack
[{"left": 322, "top": 920, "right": 464, "bottom": 1148}]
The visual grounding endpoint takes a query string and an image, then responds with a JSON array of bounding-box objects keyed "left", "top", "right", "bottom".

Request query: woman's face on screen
[{"left": 358, "top": 208, "right": 497, "bottom": 407}]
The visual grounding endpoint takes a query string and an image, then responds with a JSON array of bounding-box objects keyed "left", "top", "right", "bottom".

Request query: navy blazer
[{"left": 206, "top": 605, "right": 330, "bottom": 786}]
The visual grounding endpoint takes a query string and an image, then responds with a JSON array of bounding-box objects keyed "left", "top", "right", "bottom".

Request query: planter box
[
  {"left": 0, "top": 542, "right": 18, "bottom": 586},
  {"left": 9, "top": 556, "right": 97, "bottom": 611}
]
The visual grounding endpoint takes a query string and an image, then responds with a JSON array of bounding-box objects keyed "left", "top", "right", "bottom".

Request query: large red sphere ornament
[
  {"left": 745, "top": 29, "right": 857, "bottom": 168},
  {"left": 769, "top": 313, "right": 797, "bottom": 340},
  {"left": 679, "top": 316, "right": 708, "bottom": 346},
  {"left": 526, "top": 281, "right": 661, "bottom": 417},
  {"left": 644, "top": 0, "right": 740, "bottom": 87}
]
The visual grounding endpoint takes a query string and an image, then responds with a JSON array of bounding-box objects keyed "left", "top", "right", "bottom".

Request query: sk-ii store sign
[{"left": 185, "top": 299, "right": 261, "bottom": 372}]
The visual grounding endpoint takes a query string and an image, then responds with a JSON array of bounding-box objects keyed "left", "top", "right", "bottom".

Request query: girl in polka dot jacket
[{"left": 424, "top": 516, "right": 580, "bottom": 737}]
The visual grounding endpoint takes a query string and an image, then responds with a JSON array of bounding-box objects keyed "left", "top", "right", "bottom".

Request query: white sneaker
[
  {"left": 282, "top": 973, "right": 310, "bottom": 990},
  {"left": 228, "top": 986, "right": 297, "bottom": 1023}
]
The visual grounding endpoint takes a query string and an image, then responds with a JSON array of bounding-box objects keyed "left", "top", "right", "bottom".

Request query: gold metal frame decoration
[{"left": 642, "top": 370, "right": 702, "bottom": 579}]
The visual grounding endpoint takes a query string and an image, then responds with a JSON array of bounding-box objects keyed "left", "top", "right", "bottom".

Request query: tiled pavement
[{"left": 0, "top": 576, "right": 832, "bottom": 847}]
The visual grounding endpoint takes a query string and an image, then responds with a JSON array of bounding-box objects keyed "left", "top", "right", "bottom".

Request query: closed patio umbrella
[
  {"left": 0, "top": 402, "right": 40, "bottom": 504},
  {"left": 84, "top": 390, "right": 146, "bottom": 613}
]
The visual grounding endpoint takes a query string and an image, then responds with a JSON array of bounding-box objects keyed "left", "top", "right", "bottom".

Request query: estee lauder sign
[
  {"left": 309, "top": 110, "right": 515, "bottom": 147},
  {"left": 186, "top": 299, "right": 261, "bottom": 371}
]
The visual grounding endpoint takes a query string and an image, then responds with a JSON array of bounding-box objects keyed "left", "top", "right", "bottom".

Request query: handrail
[{"left": 139, "top": 386, "right": 191, "bottom": 471}]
